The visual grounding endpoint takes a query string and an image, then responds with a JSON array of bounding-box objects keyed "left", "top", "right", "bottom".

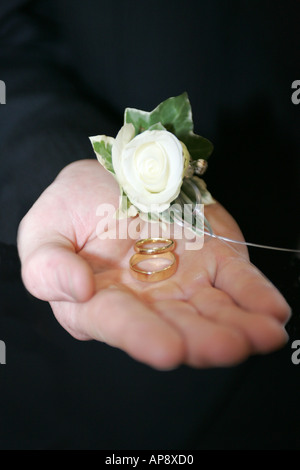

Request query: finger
[
  {"left": 51, "top": 286, "right": 185, "bottom": 370},
  {"left": 21, "top": 240, "right": 95, "bottom": 302},
  {"left": 152, "top": 299, "right": 252, "bottom": 367},
  {"left": 190, "top": 286, "right": 289, "bottom": 354},
  {"left": 215, "top": 256, "right": 291, "bottom": 324}
]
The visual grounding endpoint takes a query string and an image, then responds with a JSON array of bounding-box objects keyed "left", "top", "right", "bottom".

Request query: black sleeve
[{"left": 0, "top": 0, "right": 120, "bottom": 244}]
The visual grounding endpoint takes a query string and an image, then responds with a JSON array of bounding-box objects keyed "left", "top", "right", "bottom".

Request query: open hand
[{"left": 17, "top": 160, "right": 290, "bottom": 369}]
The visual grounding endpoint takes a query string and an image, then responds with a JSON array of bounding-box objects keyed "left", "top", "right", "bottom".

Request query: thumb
[{"left": 20, "top": 241, "right": 95, "bottom": 302}]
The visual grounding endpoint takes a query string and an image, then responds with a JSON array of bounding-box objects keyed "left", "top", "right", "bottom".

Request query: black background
[{"left": 0, "top": 0, "right": 299, "bottom": 449}]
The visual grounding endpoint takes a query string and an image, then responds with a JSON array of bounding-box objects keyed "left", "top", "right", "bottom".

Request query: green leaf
[
  {"left": 124, "top": 108, "right": 151, "bottom": 134},
  {"left": 89, "top": 135, "right": 115, "bottom": 173},
  {"left": 125, "top": 92, "right": 191, "bottom": 135},
  {"left": 151, "top": 92, "right": 193, "bottom": 137},
  {"left": 147, "top": 122, "right": 167, "bottom": 131},
  {"left": 180, "top": 133, "right": 214, "bottom": 160},
  {"left": 124, "top": 92, "right": 213, "bottom": 160}
]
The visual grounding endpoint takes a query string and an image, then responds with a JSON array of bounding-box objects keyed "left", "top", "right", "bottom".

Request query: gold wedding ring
[
  {"left": 134, "top": 237, "right": 175, "bottom": 255},
  {"left": 129, "top": 251, "right": 177, "bottom": 282}
]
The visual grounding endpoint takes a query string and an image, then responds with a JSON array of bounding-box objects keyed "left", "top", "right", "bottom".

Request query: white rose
[{"left": 112, "top": 123, "right": 186, "bottom": 213}]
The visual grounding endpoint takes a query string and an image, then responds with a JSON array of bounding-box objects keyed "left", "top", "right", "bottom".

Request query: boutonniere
[{"left": 90, "top": 92, "right": 215, "bottom": 236}]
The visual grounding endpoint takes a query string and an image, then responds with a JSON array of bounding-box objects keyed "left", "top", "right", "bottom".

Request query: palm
[{"left": 18, "top": 160, "right": 290, "bottom": 369}]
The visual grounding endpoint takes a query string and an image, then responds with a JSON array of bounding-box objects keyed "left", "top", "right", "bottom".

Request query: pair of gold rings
[{"left": 130, "top": 238, "right": 177, "bottom": 282}]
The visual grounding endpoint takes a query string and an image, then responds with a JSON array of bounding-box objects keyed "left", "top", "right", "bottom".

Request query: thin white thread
[
  {"left": 203, "top": 231, "right": 300, "bottom": 253},
  {"left": 178, "top": 177, "right": 300, "bottom": 254}
]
